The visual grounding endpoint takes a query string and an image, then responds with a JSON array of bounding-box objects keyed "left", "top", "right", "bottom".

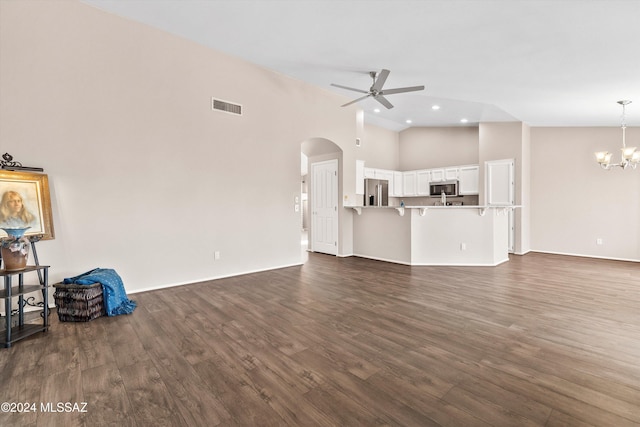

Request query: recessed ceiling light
[
  {"left": 460, "top": 118, "right": 468, "bottom": 123},
  {"left": 432, "top": 105, "right": 441, "bottom": 110},
  {"left": 406, "top": 119, "right": 413, "bottom": 124},
  {"left": 373, "top": 108, "right": 381, "bottom": 113}
]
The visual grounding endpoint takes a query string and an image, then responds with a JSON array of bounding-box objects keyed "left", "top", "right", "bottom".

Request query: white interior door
[
  {"left": 485, "top": 159, "right": 515, "bottom": 252},
  {"left": 311, "top": 159, "right": 338, "bottom": 255}
]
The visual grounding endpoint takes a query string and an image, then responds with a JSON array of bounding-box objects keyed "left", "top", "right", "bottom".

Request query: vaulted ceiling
[{"left": 83, "top": 0, "right": 640, "bottom": 131}]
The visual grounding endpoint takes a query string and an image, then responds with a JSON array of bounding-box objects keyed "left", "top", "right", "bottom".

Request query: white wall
[
  {"left": 0, "top": 0, "right": 360, "bottom": 290},
  {"left": 358, "top": 124, "right": 400, "bottom": 170},
  {"left": 399, "top": 127, "right": 479, "bottom": 170},
  {"left": 530, "top": 127, "right": 640, "bottom": 261},
  {"left": 352, "top": 209, "right": 412, "bottom": 264},
  {"left": 411, "top": 209, "right": 509, "bottom": 266}
]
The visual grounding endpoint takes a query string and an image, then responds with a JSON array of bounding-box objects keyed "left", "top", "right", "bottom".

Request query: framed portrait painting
[{"left": 0, "top": 170, "right": 55, "bottom": 240}]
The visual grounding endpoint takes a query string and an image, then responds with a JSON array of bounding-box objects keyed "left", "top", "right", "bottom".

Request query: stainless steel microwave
[{"left": 429, "top": 180, "right": 459, "bottom": 197}]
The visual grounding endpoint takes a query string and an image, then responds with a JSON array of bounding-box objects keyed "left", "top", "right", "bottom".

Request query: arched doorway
[{"left": 301, "top": 138, "right": 343, "bottom": 257}]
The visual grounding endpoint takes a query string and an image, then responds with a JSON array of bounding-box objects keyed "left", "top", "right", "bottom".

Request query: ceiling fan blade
[
  {"left": 341, "top": 94, "right": 372, "bottom": 107},
  {"left": 374, "top": 94, "right": 394, "bottom": 109},
  {"left": 330, "top": 83, "right": 369, "bottom": 94},
  {"left": 380, "top": 85, "right": 425, "bottom": 96},
  {"left": 371, "top": 69, "right": 390, "bottom": 92}
]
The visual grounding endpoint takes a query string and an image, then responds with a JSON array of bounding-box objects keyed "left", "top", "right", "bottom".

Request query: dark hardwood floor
[{"left": 1, "top": 252, "right": 639, "bottom": 426}]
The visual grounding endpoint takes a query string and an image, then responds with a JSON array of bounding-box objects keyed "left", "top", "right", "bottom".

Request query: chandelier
[{"left": 595, "top": 100, "right": 640, "bottom": 169}]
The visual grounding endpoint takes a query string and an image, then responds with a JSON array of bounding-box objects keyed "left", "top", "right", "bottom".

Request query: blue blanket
[{"left": 63, "top": 268, "right": 136, "bottom": 316}]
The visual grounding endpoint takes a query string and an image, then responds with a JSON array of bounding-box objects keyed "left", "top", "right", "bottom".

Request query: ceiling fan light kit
[
  {"left": 331, "top": 69, "right": 425, "bottom": 110},
  {"left": 595, "top": 100, "right": 640, "bottom": 170}
]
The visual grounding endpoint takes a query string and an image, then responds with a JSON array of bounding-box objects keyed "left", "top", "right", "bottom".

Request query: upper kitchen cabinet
[
  {"left": 458, "top": 165, "right": 479, "bottom": 195},
  {"left": 425, "top": 168, "right": 458, "bottom": 183},
  {"left": 430, "top": 169, "right": 445, "bottom": 182},
  {"left": 392, "top": 171, "right": 403, "bottom": 197},
  {"left": 378, "top": 169, "right": 394, "bottom": 183},
  {"left": 364, "top": 167, "right": 393, "bottom": 182},
  {"left": 416, "top": 170, "right": 431, "bottom": 196},
  {"left": 445, "top": 168, "right": 459, "bottom": 181},
  {"left": 363, "top": 167, "right": 375, "bottom": 179},
  {"left": 403, "top": 171, "right": 417, "bottom": 196},
  {"left": 357, "top": 162, "right": 479, "bottom": 199}
]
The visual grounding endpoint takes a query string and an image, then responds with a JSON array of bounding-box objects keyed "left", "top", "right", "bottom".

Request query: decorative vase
[{"left": 1, "top": 227, "right": 30, "bottom": 271}]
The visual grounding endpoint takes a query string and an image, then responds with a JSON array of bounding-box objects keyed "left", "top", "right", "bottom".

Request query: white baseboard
[
  {"left": 351, "top": 253, "right": 412, "bottom": 265},
  {"left": 350, "top": 253, "right": 509, "bottom": 267},
  {"left": 128, "top": 262, "right": 304, "bottom": 294},
  {"left": 530, "top": 249, "right": 640, "bottom": 263},
  {"left": 513, "top": 249, "right": 531, "bottom": 256},
  {"left": 337, "top": 252, "right": 354, "bottom": 258},
  {"left": 409, "top": 257, "right": 509, "bottom": 267}
]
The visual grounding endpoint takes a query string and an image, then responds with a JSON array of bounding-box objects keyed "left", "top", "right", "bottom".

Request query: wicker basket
[{"left": 53, "top": 282, "right": 105, "bottom": 322}]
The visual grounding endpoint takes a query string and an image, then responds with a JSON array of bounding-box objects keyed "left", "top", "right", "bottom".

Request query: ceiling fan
[{"left": 331, "top": 69, "right": 425, "bottom": 109}]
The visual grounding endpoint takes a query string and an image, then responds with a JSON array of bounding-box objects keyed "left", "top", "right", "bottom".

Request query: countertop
[
  {"left": 346, "top": 205, "right": 521, "bottom": 216},
  {"left": 347, "top": 205, "right": 518, "bottom": 209}
]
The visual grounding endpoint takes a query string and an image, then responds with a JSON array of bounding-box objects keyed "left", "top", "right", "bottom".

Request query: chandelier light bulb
[{"left": 621, "top": 146, "right": 636, "bottom": 160}]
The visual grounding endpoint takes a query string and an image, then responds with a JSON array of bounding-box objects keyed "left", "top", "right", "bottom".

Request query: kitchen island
[{"left": 349, "top": 205, "right": 513, "bottom": 266}]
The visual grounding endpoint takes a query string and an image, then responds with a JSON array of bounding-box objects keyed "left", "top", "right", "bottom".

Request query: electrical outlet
[
  {"left": 460, "top": 243, "right": 466, "bottom": 251},
  {"left": 214, "top": 251, "right": 221, "bottom": 260},
  {"left": 596, "top": 238, "right": 603, "bottom": 245}
]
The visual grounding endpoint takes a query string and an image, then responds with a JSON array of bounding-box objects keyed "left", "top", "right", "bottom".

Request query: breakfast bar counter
[{"left": 349, "top": 205, "right": 514, "bottom": 266}]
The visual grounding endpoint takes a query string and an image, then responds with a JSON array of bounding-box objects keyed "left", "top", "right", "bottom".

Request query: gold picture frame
[{"left": 0, "top": 170, "right": 55, "bottom": 240}]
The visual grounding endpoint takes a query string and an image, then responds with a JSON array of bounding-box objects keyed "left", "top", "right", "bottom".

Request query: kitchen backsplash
[{"left": 389, "top": 195, "right": 480, "bottom": 206}]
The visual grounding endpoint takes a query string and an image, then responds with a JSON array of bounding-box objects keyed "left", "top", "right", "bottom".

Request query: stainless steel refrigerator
[{"left": 364, "top": 179, "right": 389, "bottom": 206}]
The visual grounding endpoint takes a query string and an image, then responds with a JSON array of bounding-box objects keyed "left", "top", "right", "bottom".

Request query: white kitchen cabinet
[
  {"left": 458, "top": 165, "right": 479, "bottom": 195},
  {"left": 445, "top": 167, "right": 459, "bottom": 181},
  {"left": 360, "top": 163, "right": 479, "bottom": 199},
  {"left": 378, "top": 169, "right": 394, "bottom": 183},
  {"left": 364, "top": 167, "right": 375, "bottom": 179},
  {"left": 365, "top": 168, "right": 393, "bottom": 181},
  {"left": 430, "top": 169, "right": 445, "bottom": 182},
  {"left": 416, "top": 170, "right": 431, "bottom": 196},
  {"left": 392, "top": 171, "right": 403, "bottom": 197},
  {"left": 356, "top": 160, "right": 365, "bottom": 194},
  {"left": 403, "top": 171, "right": 417, "bottom": 196}
]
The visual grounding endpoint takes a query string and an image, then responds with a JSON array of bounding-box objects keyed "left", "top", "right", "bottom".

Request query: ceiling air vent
[{"left": 212, "top": 97, "right": 242, "bottom": 116}]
